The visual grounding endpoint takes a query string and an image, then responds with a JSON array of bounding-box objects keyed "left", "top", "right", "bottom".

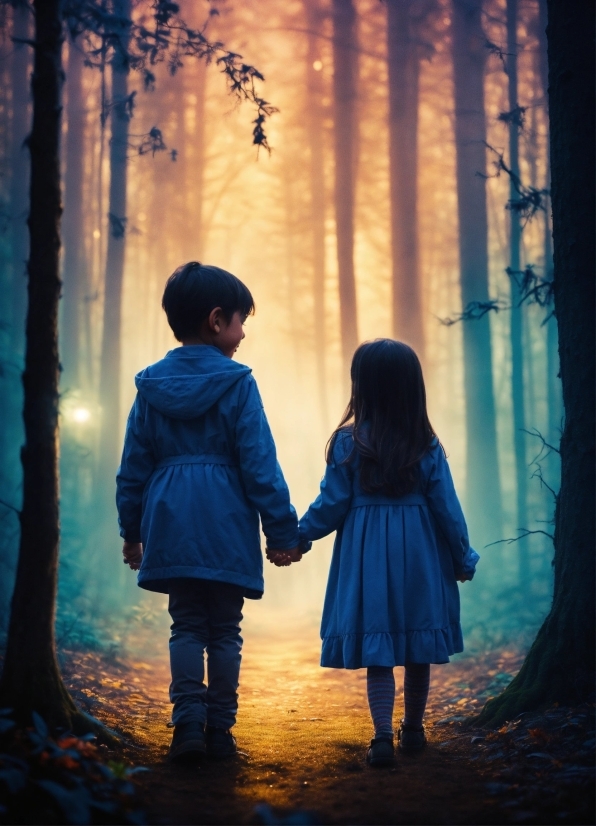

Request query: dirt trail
[{"left": 63, "top": 625, "right": 594, "bottom": 825}]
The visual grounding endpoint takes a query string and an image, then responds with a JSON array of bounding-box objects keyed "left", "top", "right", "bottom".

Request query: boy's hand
[
  {"left": 266, "top": 546, "right": 302, "bottom": 567},
  {"left": 123, "top": 541, "right": 143, "bottom": 570}
]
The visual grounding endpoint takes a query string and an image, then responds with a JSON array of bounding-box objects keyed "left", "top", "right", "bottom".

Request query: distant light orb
[
  {"left": 72, "top": 407, "right": 91, "bottom": 423},
  {"left": 92, "top": 229, "right": 101, "bottom": 239},
  {"left": 313, "top": 60, "right": 323, "bottom": 72}
]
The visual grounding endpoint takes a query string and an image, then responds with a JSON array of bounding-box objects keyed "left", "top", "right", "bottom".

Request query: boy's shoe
[
  {"left": 205, "top": 725, "right": 237, "bottom": 759},
  {"left": 168, "top": 721, "right": 207, "bottom": 763},
  {"left": 366, "top": 736, "right": 395, "bottom": 767},
  {"left": 397, "top": 721, "right": 427, "bottom": 753}
]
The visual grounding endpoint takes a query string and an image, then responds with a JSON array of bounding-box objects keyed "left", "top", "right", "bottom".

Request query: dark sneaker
[
  {"left": 168, "top": 721, "right": 207, "bottom": 763},
  {"left": 366, "top": 736, "right": 395, "bottom": 767},
  {"left": 205, "top": 726, "right": 237, "bottom": 759},
  {"left": 397, "top": 721, "right": 426, "bottom": 753}
]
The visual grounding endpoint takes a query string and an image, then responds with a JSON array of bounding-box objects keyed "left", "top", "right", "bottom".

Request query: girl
[{"left": 274, "top": 339, "right": 479, "bottom": 766}]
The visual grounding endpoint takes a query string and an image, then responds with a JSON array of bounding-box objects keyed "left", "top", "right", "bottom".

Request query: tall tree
[
  {"left": 387, "top": 0, "right": 424, "bottom": 356},
  {"left": 304, "top": 0, "right": 328, "bottom": 426},
  {"left": 505, "top": 0, "right": 528, "bottom": 579},
  {"left": 451, "top": 0, "right": 502, "bottom": 543},
  {"left": 537, "top": 0, "right": 560, "bottom": 451},
  {"left": 97, "top": 0, "right": 131, "bottom": 483},
  {"left": 61, "top": 37, "right": 87, "bottom": 389},
  {"left": 332, "top": 0, "right": 359, "bottom": 379},
  {"left": 477, "top": 0, "right": 594, "bottom": 725},
  {"left": 0, "top": 0, "right": 91, "bottom": 731},
  {"left": 9, "top": 0, "right": 30, "bottom": 360}
]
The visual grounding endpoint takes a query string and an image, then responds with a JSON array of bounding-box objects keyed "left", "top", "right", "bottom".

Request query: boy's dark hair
[
  {"left": 162, "top": 262, "right": 255, "bottom": 341},
  {"left": 327, "top": 339, "right": 441, "bottom": 497}
]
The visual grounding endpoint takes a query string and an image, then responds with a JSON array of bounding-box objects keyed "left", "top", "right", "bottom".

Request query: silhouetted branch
[
  {"left": 437, "top": 299, "right": 506, "bottom": 326},
  {"left": 61, "top": 0, "right": 278, "bottom": 152},
  {"left": 480, "top": 142, "right": 549, "bottom": 224},
  {"left": 506, "top": 265, "right": 554, "bottom": 313},
  {"left": 485, "top": 528, "right": 554, "bottom": 548},
  {"left": 498, "top": 105, "right": 527, "bottom": 129},
  {"left": 523, "top": 426, "right": 561, "bottom": 456},
  {"left": 484, "top": 37, "right": 508, "bottom": 69}
]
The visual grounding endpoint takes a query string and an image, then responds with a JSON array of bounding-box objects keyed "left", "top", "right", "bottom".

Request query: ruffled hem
[{"left": 320, "top": 623, "right": 463, "bottom": 669}]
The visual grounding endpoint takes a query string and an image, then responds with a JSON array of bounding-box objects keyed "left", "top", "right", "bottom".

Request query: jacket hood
[{"left": 135, "top": 345, "right": 251, "bottom": 419}]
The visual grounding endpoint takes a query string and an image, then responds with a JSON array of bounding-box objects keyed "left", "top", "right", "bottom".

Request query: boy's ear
[{"left": 207, "top": 307, "right": 223, "bottom": 333}]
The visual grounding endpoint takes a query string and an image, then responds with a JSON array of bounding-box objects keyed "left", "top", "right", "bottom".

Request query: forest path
[{"left": 63, "top": 628, "right": 592, "bottom": 825}]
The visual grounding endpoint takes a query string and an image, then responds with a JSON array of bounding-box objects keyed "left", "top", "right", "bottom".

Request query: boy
[{"left": 117, "top": 262, "right": 301, "bottom": 762}]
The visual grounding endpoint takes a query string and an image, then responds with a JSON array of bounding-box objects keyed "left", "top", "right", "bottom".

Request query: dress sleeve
[
  {"left": 116, "top": 394, "right": 155, "bottom": 543},
  {"left": 424, "top": 444, "right": 479, "bottom": 580},
  {"left": 298, "top": 432, "right": 354, "bottom": 543},
  {"left": 234, "top": 376, "right": 299, "bottom": 550}
]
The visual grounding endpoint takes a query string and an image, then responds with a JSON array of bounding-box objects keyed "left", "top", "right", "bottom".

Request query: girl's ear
[{"left": 208, "top": 307, "right": 223, "bottom": 333}]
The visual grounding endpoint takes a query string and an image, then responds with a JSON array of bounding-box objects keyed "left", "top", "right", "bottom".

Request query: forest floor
[{"left": 52, "top": 621, "right": 595, "bottom": 826}]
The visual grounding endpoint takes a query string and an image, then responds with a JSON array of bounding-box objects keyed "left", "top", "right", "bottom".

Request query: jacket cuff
[{"left": 120, "top": 527, "right": 142, "bottom": 543}]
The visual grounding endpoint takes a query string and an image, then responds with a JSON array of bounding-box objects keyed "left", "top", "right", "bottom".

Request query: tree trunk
[
  {"left": 387, "top": 0, "right": 424, "bottom": 356},
  {"left": 506, "top": 0, "right": 529, "bottom": 583},
  {"left": 305, "top": 0, "right": 328, "bottom": 427},
  {"left": 476, "top": 0, "right": 595, "bottom": 726},
  {"left": 98, "top": 0, "right": 131, "bottom": 484},
  {"left": 332, "top": 0, "right": 359, "bottom": 379},
  {"left": 537, "top": 0, "right": 561, "bottom": 450},
  {"left": 0, "top": 0, "right": 80, "bottom": 731},
  {"left": 451, "top": 0, "right": 502, "bottom": 544},
  {"left": 61, "top": 39, "right": 87, "bottom": 389},
  {"left": 9, "top": 1, "right": 31, "bottom": 361}
]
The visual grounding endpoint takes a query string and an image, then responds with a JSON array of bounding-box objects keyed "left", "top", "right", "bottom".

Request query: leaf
[
  {"left": 36, "top": 780, "right": 91, "bottom": 825},
  {"left": 0, "top": 719, "right": 15, "bottom": 734},
  {"left": 0, "top": 767, "right": 27, "bottom": 794},
  {"left": 31, "top": 711, "right": 49, "bottom": 740}
]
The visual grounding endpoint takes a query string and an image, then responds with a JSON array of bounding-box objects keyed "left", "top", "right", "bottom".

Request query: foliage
[
  {"left": 0, "top": 709, "right": 146, "bottom": 824},
  {"left": 61, "top": 0, "right": 278, "bottom": 151}
]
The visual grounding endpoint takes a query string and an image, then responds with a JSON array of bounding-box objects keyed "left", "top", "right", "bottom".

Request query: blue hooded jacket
[{"left": 116, "top": 345, "right": 299, "bottom": 598}]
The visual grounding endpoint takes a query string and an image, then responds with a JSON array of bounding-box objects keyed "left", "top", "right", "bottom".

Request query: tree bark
[
  {"left": 98, "top": 0, "right": 131, "bottom": 483},
  {"left": 537, "top": 0, "right": 561, "bottom": 450},
  {"left": 451, "top": 0, "right": 502, "bottom": 544},
  {"left": 0, "top": 0, "right": 78, "bottom": 730},
  {"left": 332, "top": 0, "right": 359, "bottom": 379},
  {"left": 387, "top": 0, "right": 424, "bottom": 356},
  {"left": 61, "top": 38, "right": 87, "bottom": 389},
  {"left": 305, "top": 0, "right": 328, "bottom": 426},
  {"left": 476, "top": 0, "right": 595, "bottom": 726},
  {"left": 506, "top": 0, "right": 529, "bottom": 582},
  {"left": 9, "top": 1, "right": 31, "bottom": 361}
]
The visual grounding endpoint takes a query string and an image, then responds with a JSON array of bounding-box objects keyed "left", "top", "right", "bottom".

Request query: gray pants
[{"left": 168, "top": 578, "right": 244, "bottom": 729}]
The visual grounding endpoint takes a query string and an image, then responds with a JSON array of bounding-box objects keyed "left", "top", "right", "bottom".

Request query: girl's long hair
[{"left": 326, "top": 339, "right": 440, "bottom": 496}]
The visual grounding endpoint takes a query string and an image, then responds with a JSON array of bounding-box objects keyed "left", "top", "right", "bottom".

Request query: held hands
[
  {"left": 266, "top": 546, "right": 302, "bottom": 567},
  {"left": 123, "top": 541, "right": 143, "bottom": 570}
]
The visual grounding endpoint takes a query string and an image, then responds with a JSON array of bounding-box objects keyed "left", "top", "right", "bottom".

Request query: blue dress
[
  {"left": 298, "top": 430, "right": 479, "bottom": 668},
  {"left": 116, "top": 345, "right": 299, "bottom": 598}
]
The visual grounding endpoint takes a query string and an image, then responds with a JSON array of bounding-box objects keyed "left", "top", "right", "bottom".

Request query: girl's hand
[{"left": 123, "top": 541, "right": 143, "bottom": 570}]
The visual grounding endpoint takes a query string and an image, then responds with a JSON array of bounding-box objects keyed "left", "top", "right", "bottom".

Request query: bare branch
[{"left": 485, "top": 529, "right": 554, "bottom": 548}]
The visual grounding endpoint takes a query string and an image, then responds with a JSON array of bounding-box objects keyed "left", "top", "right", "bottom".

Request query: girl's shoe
[
  {"left": 397, "top": 721, "right": 426, "bottom": 753},
  {"left": 205, "top": 725, "right": 238, "bottom": 759},
  {"left": 168, "top": 721, "right": 207, "bottom": 763},
  {"left": 366, "top": 736, "right": 395, "bottom": 767}
]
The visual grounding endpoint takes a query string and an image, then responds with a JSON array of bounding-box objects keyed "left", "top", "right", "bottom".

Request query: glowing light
[
  {"left": 92, "top": 229, "right": 101, "bottom": 239},
  {"left": 313, "top": 60, "right": 323, "bottom": 72},
  {"left": 72, "top": 407, "right": 91, "bottom": 423}
]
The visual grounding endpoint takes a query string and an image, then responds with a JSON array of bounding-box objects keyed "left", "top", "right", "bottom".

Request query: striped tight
[
  {"left": 366, "top": 663, "right": 431, "bottom": 736},
  {"left": 366, "top": 666, "right": 395, "bottom": 737},
  {"left": 403, "top": 662, "right": 430, "bottom": 729}
]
